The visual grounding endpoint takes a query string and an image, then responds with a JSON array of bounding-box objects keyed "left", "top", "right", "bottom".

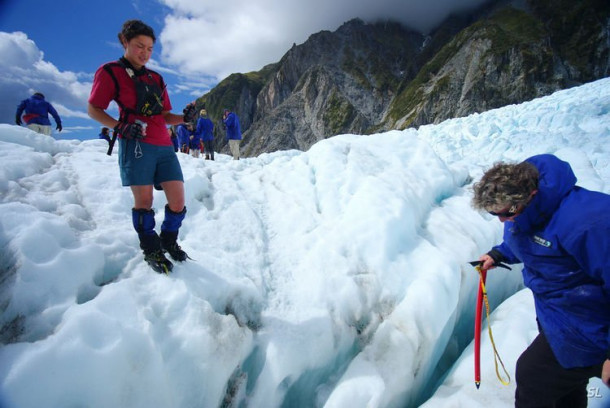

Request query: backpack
[{"left": 102, "top": 57, "right": 166, "bottom": 123}]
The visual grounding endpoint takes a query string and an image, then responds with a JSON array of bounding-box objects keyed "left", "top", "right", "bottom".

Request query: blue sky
[
  {"left": 0, "top": 0, "right": 208, "bottom": 141},
  {"left": 0, "top": 0, "right": 491, "bottom": 141}
]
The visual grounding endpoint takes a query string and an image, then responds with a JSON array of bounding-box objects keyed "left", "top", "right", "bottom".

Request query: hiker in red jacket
[{"left": 87, "top": 19, "right": 197, "bottom": 273}]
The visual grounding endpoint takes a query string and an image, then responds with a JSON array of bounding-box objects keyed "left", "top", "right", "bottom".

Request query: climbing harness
[
  {"left": 470, "top": 261, "right": 512, "bottom": 389},
  {"left": 103, "top": 57, "right": 165, "bottom": 155}
]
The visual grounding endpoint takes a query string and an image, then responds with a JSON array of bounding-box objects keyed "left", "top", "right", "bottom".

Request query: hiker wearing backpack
[{"left": 87, "top": 19, "right": 198, "bottom": 274}]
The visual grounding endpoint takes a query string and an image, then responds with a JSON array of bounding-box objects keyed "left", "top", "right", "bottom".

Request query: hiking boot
[
  {"left": 161, "top": 240, "right": 188, "bottom": 262},
  {"left": 160, "top": 227, "right": 188, "bottom": 262},
  {"left": 144, "top": 249, "right": 174, "bottom": 274}
]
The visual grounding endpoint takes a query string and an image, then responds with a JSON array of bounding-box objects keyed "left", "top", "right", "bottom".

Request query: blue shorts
[{"left": 118, "top": 139, "right": 184, "bottom": 186}]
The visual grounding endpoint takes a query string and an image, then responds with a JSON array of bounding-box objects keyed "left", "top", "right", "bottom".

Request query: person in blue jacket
[
  {"left": 175, "top": 123, "right": 191, "bottom": 154},
  {"left": 222, "top": 108, "right": 241, "bottom": 160},
  {"left": 196, "top": 109, "right": 215, "bottom": 160},
  {"left": 472, "top": 154, "right": 610, "bottom": 407},
  {"left": 188, "top": 122, "right": 201, "bottom": 158},
  {"left": 98, "top": 127, "right": 111, "bottom": 143},
  {"left": 15, "top": 92, "right": 62, "bottom": 136}
]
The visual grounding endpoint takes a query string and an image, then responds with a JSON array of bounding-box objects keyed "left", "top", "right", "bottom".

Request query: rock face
[
  {"left": 385, "top": 0, "right": 610, "bottom": 129},
  {"left": 196, "top": 0, "right": 610, "bottom": 157},
  {"left": 242, "top": 20, "right": 425, "bottom": 155}
]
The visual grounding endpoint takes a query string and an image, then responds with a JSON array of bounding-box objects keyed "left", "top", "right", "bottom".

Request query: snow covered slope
[{"left": 1, "top": 77, "right": 609, "bottom": 407}]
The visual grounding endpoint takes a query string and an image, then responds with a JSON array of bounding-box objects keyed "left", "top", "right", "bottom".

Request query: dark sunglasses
[{"left": 488, "top": 205, "right": 519, "bottom": 218}]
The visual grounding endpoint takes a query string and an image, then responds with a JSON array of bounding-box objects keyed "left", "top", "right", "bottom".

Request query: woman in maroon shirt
[{"left": 88, "top": 20, "right": 197, "bottom": 274}]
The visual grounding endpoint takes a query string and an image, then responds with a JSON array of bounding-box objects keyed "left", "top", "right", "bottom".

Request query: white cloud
[
  {"left": 147, "top": 57, "right": 180, "bottom": 76},
  {"left": 146, "top": 57, "right": 215, "bottom": 101},
  {"left": 1, "top": 0, "right": 492, "bottom": 131},
  {"left": 158, "top": 0, "right": 492, "bottom": 80},
  {"left": 0, "top": 31, "right": 92, "bottom": 124},
  {"left": 0, "top": 31, "right": 41, "bottom": 68},
  {"left": 52, "top": 103, "right": 91, "bottom": 120},
  {"left": 63, "top": 125, "right": 96, "bottom": 131}
]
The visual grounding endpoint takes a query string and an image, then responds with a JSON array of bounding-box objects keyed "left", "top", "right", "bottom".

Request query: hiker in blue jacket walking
[
  {"left": 196, "top": 109, "right": 215, "bottom": 160},
  {"left": 98, "top": 127, "right": 111, "bottom": 143},
  {"left": 175, "top": 123, "right": 191, "bottom": 154},
  {"left": 472, "top": 154, "right": 610, "bottom": 408},
  {"left": 222, "top": 108, "right": 241, "bottom": 160},
  {"left": 16, "top": 92, "right": 62, "bottom": 136},
  {"left": 188, "top": 122, "right": 202, "bottom": 158}
]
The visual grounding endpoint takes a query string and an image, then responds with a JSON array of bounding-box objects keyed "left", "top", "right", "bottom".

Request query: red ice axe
[{"left": 469, "top": 260, "right": 512, "bottom": 389}]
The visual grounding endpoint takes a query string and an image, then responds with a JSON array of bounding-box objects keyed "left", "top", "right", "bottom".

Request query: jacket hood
[{"left": 512, "top": 154, "right": 576, "bottom": 233}]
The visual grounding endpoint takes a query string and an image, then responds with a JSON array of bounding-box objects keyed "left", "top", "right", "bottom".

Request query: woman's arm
[
  {"left": 88, "top": 103, "right": 120, "bottom": 129},
  {"left": 162, "top": 111, "right": 189, "bottom": 126}
]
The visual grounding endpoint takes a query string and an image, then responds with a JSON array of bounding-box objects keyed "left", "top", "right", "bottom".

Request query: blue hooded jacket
[
  {"left": 223, "top": 111, "right": 241, "bottom": 140},
  {"left": 188, "top": 131, "right": 202, "bottom": 150},
  {"left": 492, "top": 154, "right": 610, "bottom": 368},
  {"left": 196, "top": 116, "right": 214, "bottom": 142},
  {"left": 175, "top": 124, "right": 191, "bottom": 148},
  {"left": 16, "top": 93, "right": 62, "bottom": 127}
]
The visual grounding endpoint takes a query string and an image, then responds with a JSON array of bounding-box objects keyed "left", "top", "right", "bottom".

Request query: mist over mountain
[{"left": 193, "top": 0, "right": 610, "bottom": 158}]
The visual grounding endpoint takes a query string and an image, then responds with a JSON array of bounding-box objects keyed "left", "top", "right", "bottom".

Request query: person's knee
[
  {"left": 516, "top": 345, "right": 539, "bottom": 385},
  {"left": 134, "top": 197, "right": 153, "bottom": 209},
  {"left": 168, "top": 203, "right": 185, "bottom": 213},
  {"left": 515, "top": 351, "right": 541, "bottom": 407},
  {"left": 131, "top": 187, "right": 154, "bottom": 209},
  {"left": 160, "top": 181, "right": 184, "bottom": 210}
]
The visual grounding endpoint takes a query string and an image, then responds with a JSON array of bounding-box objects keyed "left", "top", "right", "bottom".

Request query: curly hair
[
  {"left": 118, "top": 20, "right": 156, "bottom": 44},
  {"left": 472, "top": 161, "right": 539, "bottom": 211}
]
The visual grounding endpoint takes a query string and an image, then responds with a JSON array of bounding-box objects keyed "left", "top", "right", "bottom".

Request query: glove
[
  {"left": 56, "top": 124, "right": 62, "bottom": 132},
  {"left": 487, "top": 248, "right": 507, "bottom": 266},
  {"left": 114, "top": 121, "right": 145, "bottom": 140},
  {"left": 183, "top": 103, "right": 197, "bottom": 123},
  {"left": 15, "top": 115, "right": 22, "bottom": 126}
]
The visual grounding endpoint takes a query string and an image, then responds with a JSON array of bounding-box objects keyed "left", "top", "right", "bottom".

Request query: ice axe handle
[
  {"left": 107, "top": 132, "right": 118, "bottom": 156},
  {"left": 468, "top": 260, "right": 511, "bottom": 270}
]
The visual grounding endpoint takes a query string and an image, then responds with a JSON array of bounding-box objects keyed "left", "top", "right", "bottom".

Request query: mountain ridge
[{"left": 194, "top": 0, "right": 610, "bottom": 157}]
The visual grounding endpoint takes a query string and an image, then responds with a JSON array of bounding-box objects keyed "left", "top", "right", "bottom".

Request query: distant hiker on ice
[
  {"left": 15, "top": 92, "right": 62, "bottom": 136},
  {"left": 196, "top": 109, "right": 214, "bottom": 160},
  {"left": 222, "top": 108, "right": 241, "bottom": 160},
  {"left": 472, "top": 154, "right": 610, "bottom": 407},
  {"left": 188, "top": 122, "right": 202, "bottom": 158},
  {"left": 176, "top": 123, "right": 191, "bottom": 154},
  {"left": 98, "top": 127, "right": 111, "bottom": 143},
  {"left": 87, "top": 19, "right": 198, "bottom": 274}
]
